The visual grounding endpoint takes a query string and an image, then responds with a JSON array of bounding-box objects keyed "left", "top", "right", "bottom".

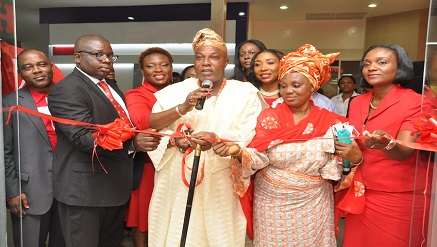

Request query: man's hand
[
  {"left": 190, "top": 131, "right": 216, "bottom": 151},
  {"left": 133, "top": 129, "right": 161, "bottom": 152},
  {"left": 8, "top": 193, "right": 29, "bottom": 217}
]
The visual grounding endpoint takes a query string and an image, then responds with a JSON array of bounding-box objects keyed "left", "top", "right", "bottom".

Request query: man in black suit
[
  {"left": 4, "top": 49, "right": 65, "bottom": 247},
  {"left": 48, "top": 35, "right": 160, "bottom": 247}
]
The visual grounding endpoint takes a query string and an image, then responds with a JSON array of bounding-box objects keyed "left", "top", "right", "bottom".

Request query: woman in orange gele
[{"left": 213, "top": 44, "right": 354, "bottom": 246}]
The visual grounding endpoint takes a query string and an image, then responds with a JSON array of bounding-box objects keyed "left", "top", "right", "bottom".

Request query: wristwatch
[{"left": 384, "top": 139, "right": 396, "bottom": 150}]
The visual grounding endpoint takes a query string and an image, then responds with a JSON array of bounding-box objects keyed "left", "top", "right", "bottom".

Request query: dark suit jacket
[
  {"left": 47, "top": 68, "right": 133, "bottom": 207},
  {"left": 3, "top": 86, "right": 55, "bottom": 215}
]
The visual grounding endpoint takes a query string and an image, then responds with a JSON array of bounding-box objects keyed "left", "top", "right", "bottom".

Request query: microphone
[
  {"left": 195, "top": 80, "right": 213, "bottom": 110},
  {"left": 335, "top": 125, "right": 352, "bottom": 175}
]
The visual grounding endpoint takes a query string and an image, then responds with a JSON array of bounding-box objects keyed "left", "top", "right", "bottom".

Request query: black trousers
[{"left": 58, "top": 201, "right": 125, "bottom": 247}]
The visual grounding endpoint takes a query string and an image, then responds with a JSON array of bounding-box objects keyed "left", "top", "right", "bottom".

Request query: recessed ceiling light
[
  {"left": 368, "top": 3, "right": 377, "bottom": 8},
  {"left": 128, "top": 16, "right": 135, "bottom": 20},
  {"left": 238, "top": 12, "right": 245, "bottom": 16},
  {"left": 280, "top": 5, "right": 288, "bottom": 10}
]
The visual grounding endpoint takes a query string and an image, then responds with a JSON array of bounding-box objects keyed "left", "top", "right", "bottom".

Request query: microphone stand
[{"left": 180, "top": 144, "right": 202, "bottom": 247}]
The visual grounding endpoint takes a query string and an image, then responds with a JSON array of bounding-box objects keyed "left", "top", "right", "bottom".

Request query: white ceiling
[{"left": 15, "top": 0, "right": 431, "bottom": 47}]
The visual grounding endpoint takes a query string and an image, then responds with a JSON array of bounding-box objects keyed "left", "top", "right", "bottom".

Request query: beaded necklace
[
  {"left": 370, "top": 94, "right": 377, "bottom": 109},
  {"left": 259, "top": 88, "right": 279, "bottom": 97}
]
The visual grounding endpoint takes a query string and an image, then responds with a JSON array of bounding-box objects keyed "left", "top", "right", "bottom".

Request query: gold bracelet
[
  {"left": 231, "top": 144, "right": 243, "bottom": 158},
  {"left": 175, "top": 105, "right": 184, "bottom": 117}
]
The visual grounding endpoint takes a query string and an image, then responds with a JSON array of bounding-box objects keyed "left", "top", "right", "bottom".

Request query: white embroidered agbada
[{"left": 147, "top": 77, "right": 266, "bottom": 247}]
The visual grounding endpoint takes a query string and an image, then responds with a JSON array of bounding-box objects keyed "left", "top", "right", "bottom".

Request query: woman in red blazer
[{"left": 335, "top": 44, "right": 433, "bottom": 247}]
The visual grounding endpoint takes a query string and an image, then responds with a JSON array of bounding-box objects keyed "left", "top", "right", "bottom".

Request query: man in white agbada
[{"left": 147, "top": 28, "right": 267, "bottom": 246}]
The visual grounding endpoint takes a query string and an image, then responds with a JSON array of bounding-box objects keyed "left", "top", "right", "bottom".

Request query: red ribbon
[
  {"left": 5, "top": 105, "right": 229, "bottom": 145},
  {"left": 6, "top": 106, "right": 137, "bottom": 173},
  {"left": 181, "top": 146, "right": 204, "bottom": 187},
  {"left": 7, "top": 105, "right": 437, "bottom": 156},
  {"left": 7, "top": 105, "right": 135, "bottom": 145}
]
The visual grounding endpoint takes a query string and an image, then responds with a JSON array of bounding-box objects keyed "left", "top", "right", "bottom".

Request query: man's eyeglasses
[{"left": 77, "top": 51, "right": 119, "bottom": 62}]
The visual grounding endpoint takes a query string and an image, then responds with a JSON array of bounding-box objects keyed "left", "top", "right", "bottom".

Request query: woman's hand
[
  {"left": 362, "top": 130, "right": 392, "bottom": 150},
  {"left": 362, "top": 129, "right": 415, "bottom": 160},
  {"left": 334, "top": 139, "right": 363, "bottom": 164},
  {"left": 212, "top": 141, "right": 241, "bottom": 157},
  {"left": 178, "top": 87, "right": 212, "bottom": 115}
]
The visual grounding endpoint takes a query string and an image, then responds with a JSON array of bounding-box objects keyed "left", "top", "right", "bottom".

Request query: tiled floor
[
  {"left": 6, "top": 212, "right": 341, "bottom": 247},
  {"left": 121, "top": 219, "right": 343, "bottom": 246},
  {"left": 121, "top": 234, "right": 254, "bottom": 246}
]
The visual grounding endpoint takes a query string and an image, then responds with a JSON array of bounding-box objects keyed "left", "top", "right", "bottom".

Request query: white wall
[
  {"left": 48, "top": 19, "right": 367, "bottom": 92},
  {"left": 49, "top": 20, "right": 237, "bottom": 92},
  {"left": 250, "top": 20, "right": 366, "bottom": 60},
  {"left": 49, "top": 21, "right": 237, "bottom": 44}
]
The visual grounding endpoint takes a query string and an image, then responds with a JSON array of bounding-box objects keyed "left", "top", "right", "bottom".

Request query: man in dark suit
[
  {"left": 47, "top": 35, "right": 160, "bottom": 247},
  {"left": 3, "top": 49, "right": 65, "bottom": 247}
]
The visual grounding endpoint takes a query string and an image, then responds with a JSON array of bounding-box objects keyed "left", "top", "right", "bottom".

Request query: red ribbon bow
[
  {"left": 91, "top": 118, "right": 134, "bottom": 151},
  {"left": 414, "top": 109, "right": 437, "bottom": 144}
]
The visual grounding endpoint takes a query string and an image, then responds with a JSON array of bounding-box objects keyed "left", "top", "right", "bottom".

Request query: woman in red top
[
  {"left": 124, "top": 47, "right": 173, "bottom": 247},
  {"left": 335, "top": 44, "right": 433, "bottom": 246}
]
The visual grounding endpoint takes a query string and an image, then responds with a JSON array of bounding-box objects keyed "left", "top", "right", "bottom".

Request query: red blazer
[{"left": 348, "top": 85, "right": 432, "bottom": 192}]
